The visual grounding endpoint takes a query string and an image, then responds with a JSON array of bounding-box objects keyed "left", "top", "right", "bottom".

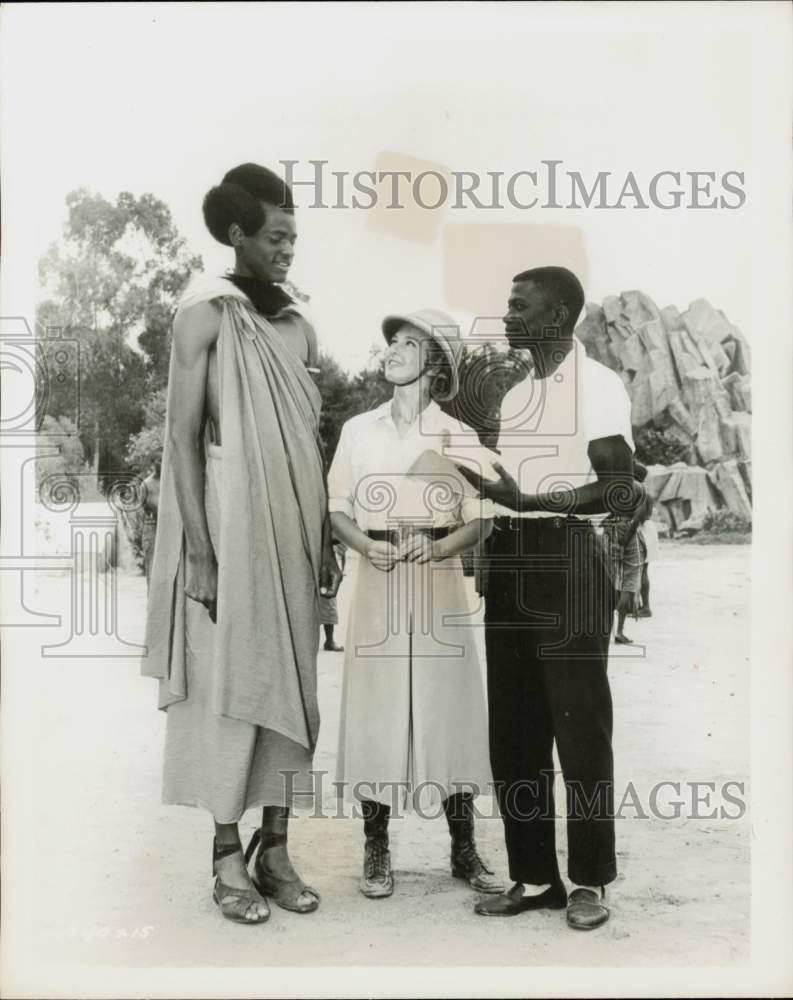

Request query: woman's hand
[
  {"left": 185, "top": 548, "right": 218, "bottom": 623},
  {"left": 366, "top": 540, "right": 400, "bottom": 572},
  {"left": 398, "top": 534, "right": 441, "bottom": 564}
]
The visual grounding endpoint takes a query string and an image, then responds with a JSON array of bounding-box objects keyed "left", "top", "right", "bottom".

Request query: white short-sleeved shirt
[
  {"left": 328, "top": 399, "right": 495, "bottom": 531},
  {"left": 495, "top": 338, "right": 634, "bottom": 519}
]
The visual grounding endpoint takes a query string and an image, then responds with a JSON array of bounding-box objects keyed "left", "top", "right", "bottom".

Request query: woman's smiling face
[{"left": 384, "top": 324, "right": 433, "bottom": 386}]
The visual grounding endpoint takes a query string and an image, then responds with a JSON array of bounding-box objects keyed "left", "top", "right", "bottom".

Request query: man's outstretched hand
[{"left": 456, "top": 461, "right": 523, "bottom": 511}]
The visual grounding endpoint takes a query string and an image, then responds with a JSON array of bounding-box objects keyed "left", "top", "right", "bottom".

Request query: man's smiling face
[
  {"left": 502, "top": 279, "right": 572, "bottom": 372},
  {"left": 503, "top": 281, "right": 555, "bottom": 348},
  {"left": 237, "top": 205, "right": 296, "bottom": 284}
]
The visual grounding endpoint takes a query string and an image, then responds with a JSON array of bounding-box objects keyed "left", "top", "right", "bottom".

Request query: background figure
[
  {"left": 602, "top": 460, "right": 650, "bottom": 643},
  {"left": 601, "top": 515, "right": 642, "bottom": 644},
  {"left": 637, "top": 497, "right": 659, "bottom": 617},
  {"left": 141, "top": 460, "right": 161, "bottom": 588},
  {"left": 319, "top": 541, "right": 346, "bottom": 650}
]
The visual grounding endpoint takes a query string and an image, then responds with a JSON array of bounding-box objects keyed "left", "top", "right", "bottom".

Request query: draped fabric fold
[{"left": 142, "top": 276, "right": 326, "bottom": 752}]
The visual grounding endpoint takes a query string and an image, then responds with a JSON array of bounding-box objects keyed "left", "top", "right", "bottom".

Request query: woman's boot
[
  {"left": 360, "top": 799, "right": 393, "bottom": 898},
  {"left": 444, "top": 792, "right": 503, "bottom": 894}
]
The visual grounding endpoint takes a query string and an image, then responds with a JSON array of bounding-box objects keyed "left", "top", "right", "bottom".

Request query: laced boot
[
  {"left": 360, "top": 800, "right": 393, "bottom": 899},
  {"left": 444, "top": 793, "right": 503, "bottom": 894}
]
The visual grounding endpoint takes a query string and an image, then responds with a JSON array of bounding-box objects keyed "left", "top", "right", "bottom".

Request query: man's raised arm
[
  {"left": 456, "top": 434, "right": 644, "bottom": 516},
  {"left": 167, "top": 301, "right": 221, "bottom": 619}
]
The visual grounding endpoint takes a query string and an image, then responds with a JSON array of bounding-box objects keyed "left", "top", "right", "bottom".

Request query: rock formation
[
  {"left": 577, "top": 292, "right": 751, "bottom": 531},
  {"left": 444, "top": 291, "right": 751, "bottom": 533}
]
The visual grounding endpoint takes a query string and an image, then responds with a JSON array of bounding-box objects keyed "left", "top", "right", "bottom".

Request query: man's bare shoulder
[{"left": 173, "top": 300, "right": 223, "bottom": 356}]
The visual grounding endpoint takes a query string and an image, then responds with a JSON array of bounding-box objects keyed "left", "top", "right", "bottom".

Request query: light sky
[{"left": 0, "top": 2, "right": 774, "bottom": 372}]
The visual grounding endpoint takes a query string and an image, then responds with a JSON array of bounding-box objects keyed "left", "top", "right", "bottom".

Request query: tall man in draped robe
[{"left": 143, "top": 163, "right": 341, "bottom": 924}]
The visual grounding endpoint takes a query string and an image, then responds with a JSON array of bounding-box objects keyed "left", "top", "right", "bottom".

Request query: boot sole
[
  {"left": 360, "top": 884, "right": 394, "bottom": 899},
  {"left": 451, "top": 869, "right": 504, "bottom": 894}
]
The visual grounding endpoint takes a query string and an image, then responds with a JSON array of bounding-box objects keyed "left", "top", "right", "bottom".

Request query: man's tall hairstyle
[
  {"left": 512, "top": 266, "right": 585, "bottom": 332},
  {"left": 203, "top": 163, "right": 294, "bottom": 246}
]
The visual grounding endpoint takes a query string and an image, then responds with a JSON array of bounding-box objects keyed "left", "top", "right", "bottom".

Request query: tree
[
  {"left": 126, "top": 387, "right": 167, "bottom": 474},
  {"left": 314, "top": 347, "right": 391, "bottom": 466},
  {"left": 35, "top": 415, "right": 86, "bottom": 491},
  {"left": 37, "top": 189, "right": 201, "bottom": 487},
  {"left": 314, "top": 353, "right": 353, "bottom": 466},
  {"left": 347, "top": 347, "right": 391, "bottom": 418}
]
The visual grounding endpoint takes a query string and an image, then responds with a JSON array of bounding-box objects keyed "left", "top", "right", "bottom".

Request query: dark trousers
[{"left": 484, "top": 517, "right": 617, "bottom": 887}]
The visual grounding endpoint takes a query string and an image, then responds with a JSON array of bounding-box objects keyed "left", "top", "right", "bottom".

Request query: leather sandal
[
  {"left": 566, "top": 887, "right": 609, "bottom": 930},
  {"left": 245, "top": 828, "right": 320, "bottom": 914},
  {"left": 212, "top": 839, "right": 270, "bottom": 924},
  {"left": 475, "top": 881, "right": 567, "bottom": 916}
]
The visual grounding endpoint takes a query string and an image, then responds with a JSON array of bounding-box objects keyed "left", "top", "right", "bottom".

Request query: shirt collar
[
  {"left": 371, "top": 398, "right": 444, "bottom": 427},
  {"left": 371, "top": 400, "right": 394, "bottom": 422}
]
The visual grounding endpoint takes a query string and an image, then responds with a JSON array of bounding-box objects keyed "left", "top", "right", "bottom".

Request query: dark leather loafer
[
  {"left": 475, "top": 881, "right": 567, "bottom": 916},
  {"left": 566, "top": 887, "right": 609, "bottom": 930}
]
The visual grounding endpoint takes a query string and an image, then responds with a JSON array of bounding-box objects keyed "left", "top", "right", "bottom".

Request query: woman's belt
[
  {"left": 366, "top": 526, "right": 452, "bottom": 545},
  {"left": 494, "top": 515, "right": 590, "bottom": 532}
]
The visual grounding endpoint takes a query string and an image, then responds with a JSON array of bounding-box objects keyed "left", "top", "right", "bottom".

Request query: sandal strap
[
  {"left": 215, "top": 876, "right": 264, "bottom": 902},
  {"left": 245, "top": 826, "right": 288, "bottom": 865},
  {"left": 243, "top": 828, "right": 261, "bottom": 865},
  {"left": 213, "top": 837, "right": 243, "bottom": 869},
  {"left": 255, "top": 866, "right": 319, "bottom": 904},
  {"left": 258, "top": 831, "right": 288, "bottom": 851},
  {"left": 214, "top": 876, "right": 269, "bottom": 917},
  {"left": 253, "top": 857, "right": 320, "bottom": 902}
]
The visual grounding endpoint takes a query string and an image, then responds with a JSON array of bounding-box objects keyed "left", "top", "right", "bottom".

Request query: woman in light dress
[{"left": 328, "top": 309, "right": 503, "bottom": 900}]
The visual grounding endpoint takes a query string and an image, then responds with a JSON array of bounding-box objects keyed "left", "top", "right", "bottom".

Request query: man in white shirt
[{"left": 458, "top": 266, "right": 643, "bottom": 930}]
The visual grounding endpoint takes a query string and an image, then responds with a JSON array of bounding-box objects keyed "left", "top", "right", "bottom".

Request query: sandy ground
[{"left": 4, "top": 541, "right": 750, "bottom": 979}]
